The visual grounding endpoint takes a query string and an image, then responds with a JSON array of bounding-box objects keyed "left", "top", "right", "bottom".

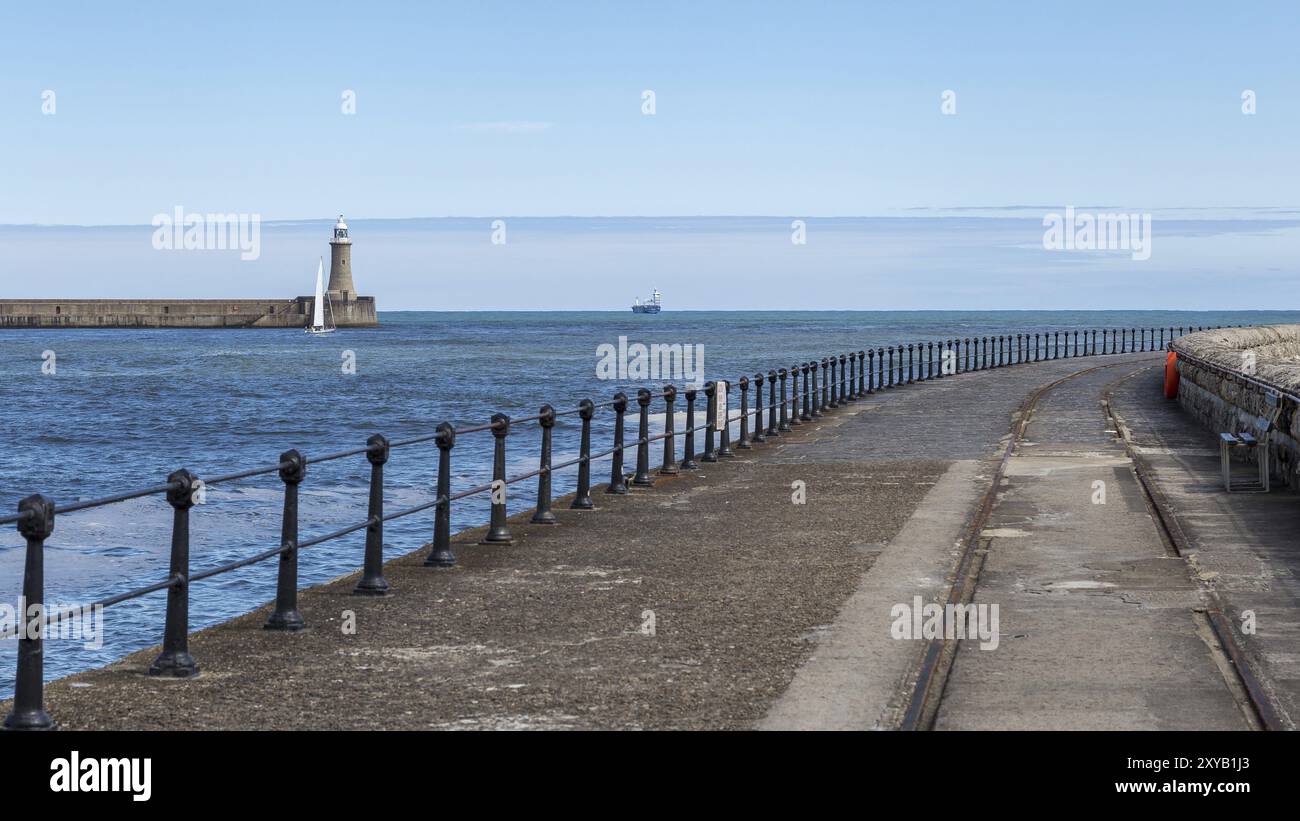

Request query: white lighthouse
[{"left": 327, "top": 215, "right": 356, "bottom": 301}]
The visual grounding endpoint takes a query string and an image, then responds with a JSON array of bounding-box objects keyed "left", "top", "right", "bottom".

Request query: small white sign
[{"left": 714, "top": 380, "right": 728, "bottom": 427}]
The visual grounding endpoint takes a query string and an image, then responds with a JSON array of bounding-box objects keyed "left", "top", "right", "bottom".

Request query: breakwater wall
[
  {"left": 0, "top": 297, "right": 378, "bottom": 328},
  {"left": 1171, "top": 325, "right": 1300, "bottom": 489}
]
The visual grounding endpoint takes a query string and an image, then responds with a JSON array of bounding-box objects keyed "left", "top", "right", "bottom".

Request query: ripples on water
[{"left": 2, "top": 309, "right": 1297, "bottom": 695}]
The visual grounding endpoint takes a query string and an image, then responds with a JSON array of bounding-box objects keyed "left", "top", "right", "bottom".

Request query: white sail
[{"left": 312, "top": 258, "right": 326, "bottom": 329}]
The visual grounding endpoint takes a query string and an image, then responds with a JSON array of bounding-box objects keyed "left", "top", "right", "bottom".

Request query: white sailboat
[{"left": 305, "top": 257, "right": 336, "bottom": 335}]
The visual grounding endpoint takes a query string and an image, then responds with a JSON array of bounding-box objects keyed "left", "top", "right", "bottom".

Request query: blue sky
[
  {"left": 5, "top": 1, "right": 1298, "bottom": 224},
  {"left": 4, "top": 2, "right": 1299, "bottom": 309}
]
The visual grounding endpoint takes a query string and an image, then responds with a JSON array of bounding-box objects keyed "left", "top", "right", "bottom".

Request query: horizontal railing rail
[{"left": 0, "top": 323, "right": 1231, "bottom": 729}]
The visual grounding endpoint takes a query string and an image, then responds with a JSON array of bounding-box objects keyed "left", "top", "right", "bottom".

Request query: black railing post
[
  {"left": 840, "top": 354, "right": 850, "bottom": 402},
  {"left": 811, "top": 362, "right": 824, "bottom": 416},
  {"left": 266, "top": 452, "right": 306, "bottom": 630},
  {"left": 633, "top": 389, "right": 655, "bottom": 485},
  {"left": 152, "top": 470, "right": 202, "bottom": 669},
  {"left": 426, "top": 423, "right": 458, "bottom": 564},
  {"left": 905, "top": 344, "right": 913, "bottom": 384},
  {"left": 858, "top": 350, "right": 867, "bottom": 395},
  {"left": 682, "top": 388, "right": 699, "bottom": 470},
  {"left": 608, "top": 395, "right": 630, "bottom": 491},
  {"left": 355, "top": 434, "right": 392, "bottom": 594},
  {"left": 737, "top": 377, "right": 752, "bottom": 449},
  {"left": 790, "top": 363, "right": 800, "bottom": 420},
  {"left": 775, "top": 368, "right": 789, "bottom": 432},
  {"left": 4, "top": 495, "right": 56, "bottom": 730},
  {"left": 718, "top": 381, "right": 736, "bottom": 457},
  {"left": 570, "top": 403, "right": 595, "bottom": 509},
  {"left": 751, "top": 375, "right": 767, "bottom": 444},
  {"left": 702, "top": 381, "right": 719, "bottom": 462},
  {"left": 827, "top": 357, "right": 838, "bottom": 408},
  {"left": 868, "top": 349, "right": 876, "bottom": 392},
  {"left": 533, "top": 404, "right": 560, "bottom": 520},
  {"left": 661, "top": 386, "right": 680, "bottom": 473},
  {"left": 784, "top": 366, "right": 797, "bottom": 429},
  {"left": 482, "top": 413, "right": 516, "bottom": 542}
]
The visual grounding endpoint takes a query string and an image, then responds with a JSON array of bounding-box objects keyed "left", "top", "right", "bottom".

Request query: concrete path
[
  {"left": 1109, "top": 366, "right": 1300, "bottom": 729},
  {"left": 934, "top": 361, "right": 1251, "bottom": 730}
]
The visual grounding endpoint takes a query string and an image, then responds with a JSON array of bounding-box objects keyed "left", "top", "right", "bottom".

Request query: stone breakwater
[
  {"left": 0, "top": 298, "right": 378, "bottom": 329},
  {"left": 1171, "top": 324, "right": 1300, "bottom": 487}
]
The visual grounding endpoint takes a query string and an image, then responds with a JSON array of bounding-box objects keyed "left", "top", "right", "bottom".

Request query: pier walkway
[{"left": 24, "top": 352, "right": 1300, "bottom": 729}]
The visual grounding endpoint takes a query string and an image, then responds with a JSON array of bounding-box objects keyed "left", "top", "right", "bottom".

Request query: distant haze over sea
[{"left": 3, "top": 210, "right": 1298, "bottom": 311}]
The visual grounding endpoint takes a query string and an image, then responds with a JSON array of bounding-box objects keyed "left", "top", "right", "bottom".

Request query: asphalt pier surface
[{"left": 14, "top": 352, "right": 1297, "bottom": 730}]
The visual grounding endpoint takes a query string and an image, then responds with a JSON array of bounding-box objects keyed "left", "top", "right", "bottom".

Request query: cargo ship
[{"left": 631, "top": 288, "right": 662, "bottom": 313}]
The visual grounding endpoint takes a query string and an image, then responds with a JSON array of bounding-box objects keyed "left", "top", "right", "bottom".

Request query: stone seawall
[
  {"left": 1171, "top": 325, "right": 1300, "bottom": 488},
  {"left": 0, "top": 297, "right": 378, "bottom": 328}
]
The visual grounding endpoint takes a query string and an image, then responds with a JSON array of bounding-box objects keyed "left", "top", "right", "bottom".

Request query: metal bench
[{"left": 1219, "top": 391, "right": 1281, "bottom": 493}]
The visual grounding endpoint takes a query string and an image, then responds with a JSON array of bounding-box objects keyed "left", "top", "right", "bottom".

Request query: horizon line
[{"left": 5, "top": 206, "right": 1300, "bottom": 230}]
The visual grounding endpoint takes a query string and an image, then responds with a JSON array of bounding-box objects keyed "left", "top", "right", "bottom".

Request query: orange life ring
[{"left": 1164, "top": 351, "right": 1179, "bottom": 399}]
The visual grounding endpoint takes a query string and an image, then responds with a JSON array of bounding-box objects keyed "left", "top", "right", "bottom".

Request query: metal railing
[{"left": 0, "top": 324, "right": 1227, "bottom": 729}]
